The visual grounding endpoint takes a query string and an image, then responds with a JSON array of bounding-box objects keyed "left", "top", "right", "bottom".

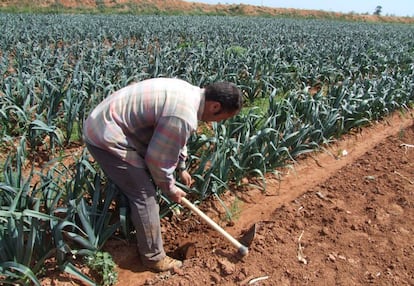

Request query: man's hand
[
  {"left": 169, "top": 186, "right": 187, "bottom": 204},
  {"left": 179, "top": 170, "right": 192, "bottom": 186}
]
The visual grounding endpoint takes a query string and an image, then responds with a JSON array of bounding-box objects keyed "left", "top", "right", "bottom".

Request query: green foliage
[
  {"left": 226, "top": 45, "right": 247, "bottom": 57},
  {"left": 1, "top": 13, "right": 413, "bottom": 283},
  {"left": 0, "top": 141, "right": 57, "bottom": 284},
  {"left": 85, "top": 251, "right": 118, "bottom": 286},
  {"left": 0, "top": 145, "right": 119, "bottom": 284}
]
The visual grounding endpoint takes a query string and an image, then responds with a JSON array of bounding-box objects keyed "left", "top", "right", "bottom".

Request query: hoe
[{"left": 181, "top": 197, "right": 256, "bottom": 256}]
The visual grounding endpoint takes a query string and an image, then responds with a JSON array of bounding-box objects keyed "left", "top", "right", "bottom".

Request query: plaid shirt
[{"left": 84, "top": 78, "right": 205, "bottom": 194}]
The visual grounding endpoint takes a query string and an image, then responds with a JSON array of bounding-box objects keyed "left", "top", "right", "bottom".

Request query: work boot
[{"left": 144, "top": 256, "right": 183, "bottom": 272}]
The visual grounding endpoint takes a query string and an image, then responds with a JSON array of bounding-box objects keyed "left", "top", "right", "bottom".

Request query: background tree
[{"left": 374, "top": 5, "right": 382, "bottom": 15}]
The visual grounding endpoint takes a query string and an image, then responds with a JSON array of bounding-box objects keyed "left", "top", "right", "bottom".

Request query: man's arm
[
  {"left": 177, "top": 145, "right": 188, "bottom": 171},
  {"left": 145, "top": 116, "right": 192, "bottom": 199},
  {"left": 176, "top": 145, "right": 192, "bottom": 186}
]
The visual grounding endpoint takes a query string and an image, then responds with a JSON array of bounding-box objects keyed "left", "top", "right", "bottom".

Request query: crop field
[{"left": 0, "top": 13, "right": 413, "bottom": 285}]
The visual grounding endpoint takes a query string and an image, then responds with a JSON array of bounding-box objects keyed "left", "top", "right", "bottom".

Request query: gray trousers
[{"left": 85, "top": 142, "right": 165, "bottom": 263}]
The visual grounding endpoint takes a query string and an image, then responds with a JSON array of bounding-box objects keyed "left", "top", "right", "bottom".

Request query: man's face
[
  {"left": 202, "top": 109, "right": 238, "bottom": 122},
  {"left": 201, "top": 101, "right": 239, "bottom": 122}
]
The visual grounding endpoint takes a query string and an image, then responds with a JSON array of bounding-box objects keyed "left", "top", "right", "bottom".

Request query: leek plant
[{"left": 0, "top": 144, "right": 119, "bottom": 284}]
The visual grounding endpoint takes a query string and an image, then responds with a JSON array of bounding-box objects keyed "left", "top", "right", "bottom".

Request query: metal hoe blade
[{"left": 239, "top": 223, "right": 256, "bottom": 247}]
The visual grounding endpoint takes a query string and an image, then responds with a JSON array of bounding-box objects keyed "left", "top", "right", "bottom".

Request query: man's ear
[{"left": 209, "top": 102, "right": 221, "bottom": 113}]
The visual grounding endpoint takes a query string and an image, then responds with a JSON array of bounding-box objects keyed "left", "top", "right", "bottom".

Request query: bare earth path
[{"left": 97, "top": 110, "right": 413, "bottom": 286}]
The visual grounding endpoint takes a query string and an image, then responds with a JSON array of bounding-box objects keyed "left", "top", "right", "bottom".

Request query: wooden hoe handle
[{"left": 180, "top": 197, "right": 249, "bottom": 256}]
